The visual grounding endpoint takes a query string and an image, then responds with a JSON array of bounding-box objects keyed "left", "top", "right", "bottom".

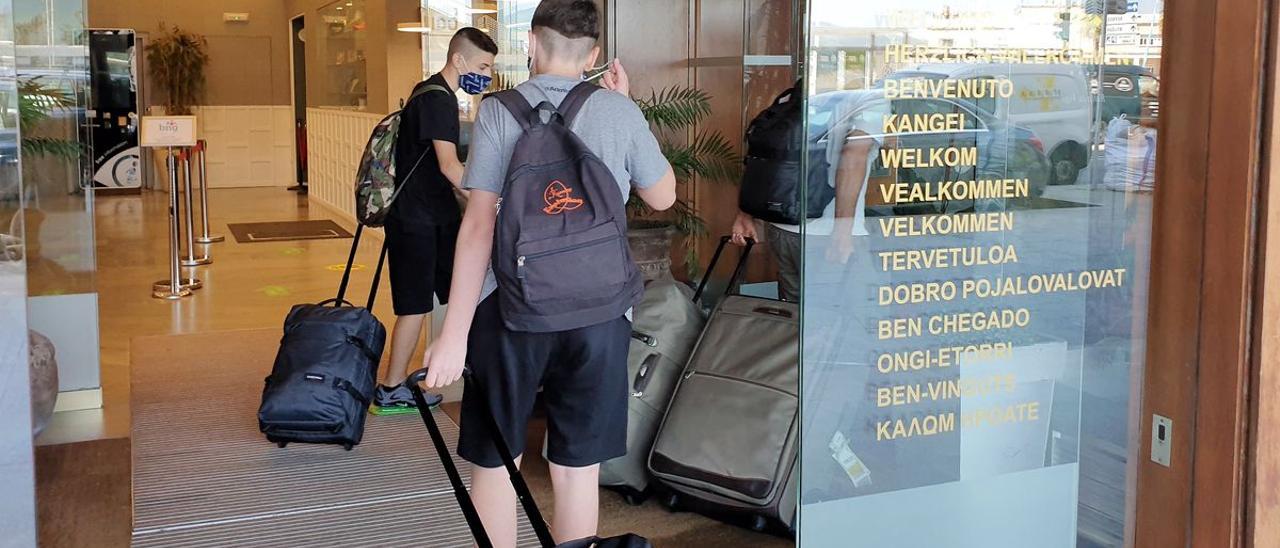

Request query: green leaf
[
  {"left": 636, "top": 87, "right": 713, "bottom": 133},
  {"left": 22, "top": 137, "right": 82, "bottom": 159},
  {"left": 17, "top": 77, "right": 81, "bottom": 160},
  {"left": 147, "top": 24, "right": 210, "bottom": 114},
  {"left": 630, "top": 85, "right": 745, "bottom": 274}
]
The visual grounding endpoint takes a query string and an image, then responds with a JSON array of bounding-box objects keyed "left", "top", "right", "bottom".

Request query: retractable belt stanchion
[
  {"left": 152, "top": 147, "right": 193, "bottom": 300},
  {"left": 194, "top": 139, "right": 223, "bottom": 244},
  {"left": 180, "top": 147, "right": 212, "bottom": 266}
]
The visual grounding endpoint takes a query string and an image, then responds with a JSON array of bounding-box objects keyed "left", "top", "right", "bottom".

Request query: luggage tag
[{"left": 829, "top": 430, "right": 872, "bottom": 488}]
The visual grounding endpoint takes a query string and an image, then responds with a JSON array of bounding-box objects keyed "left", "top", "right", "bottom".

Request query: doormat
[
  {"left": 227, "top": 220, "right": 353, "bottom": 244},
  {"left": 129, "top": 329, "right": 540, "bottom": 547}
]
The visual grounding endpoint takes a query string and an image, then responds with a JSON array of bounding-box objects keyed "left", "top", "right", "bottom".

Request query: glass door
[
  {"left": 0, "top": 0, "right": 36, "bottom": 540},
  {"left": 798, "top": 0, "right": 1163, "bottom": 545},
  {"left": 13, "top": 0, "right": 97, "bottom": 439}
]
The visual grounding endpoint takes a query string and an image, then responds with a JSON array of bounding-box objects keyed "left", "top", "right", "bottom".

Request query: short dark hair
[
  {"left": 448, "top": 27, "right": 499, "bottom": 59},
  {"left": 531, "top": 0, "right": 600, "bottom": 42}
]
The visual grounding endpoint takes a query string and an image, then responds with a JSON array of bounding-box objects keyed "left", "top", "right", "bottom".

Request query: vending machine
[{"left": 85, "top": 29, "right": 140, "bottom": 190}]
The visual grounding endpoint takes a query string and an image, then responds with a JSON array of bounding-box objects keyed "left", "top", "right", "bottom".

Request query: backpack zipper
[{"left": 516, "top": 233, "right": 615, "bottom": 276}]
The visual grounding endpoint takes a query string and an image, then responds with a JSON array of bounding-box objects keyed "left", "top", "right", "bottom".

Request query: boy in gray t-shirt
[
  {"left": 418, "top": 2, "right": 676, "bottom": 545},
  {"left": 462, "top": 72, "right": 672, "bottom": 302}
]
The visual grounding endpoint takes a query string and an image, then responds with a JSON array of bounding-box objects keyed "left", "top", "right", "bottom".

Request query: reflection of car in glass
[
  {"left": 1090, "top": 64, "right": 1160, "bottom": 121},
  {"left": 887, "top": 63, "right": 1092, "bottom": 186},
  {"left": 808, "top": 89, "right": 1051, "bottom": 216},
  {"left": 0, "top": 128, "right": 18, "bottom": 167}
]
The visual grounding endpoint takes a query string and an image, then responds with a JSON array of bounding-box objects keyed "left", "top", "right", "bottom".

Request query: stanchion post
[
  {"left": 180, "top": 147, "right": 212, "bottom": 267},
  {"left": 153, "top": 147, "right": 192, "bottom": 300},
  {"left": 194, "top": 139, "right": 223, "bottom": 244}
]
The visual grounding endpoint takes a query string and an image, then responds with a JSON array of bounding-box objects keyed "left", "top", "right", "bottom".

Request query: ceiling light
[{"left": 397, "top": 22, "right": 431, "bottom": 33}]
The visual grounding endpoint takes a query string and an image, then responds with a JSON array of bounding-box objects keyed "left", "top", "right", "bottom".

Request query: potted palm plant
[
  {"left": 145, "top": 25, "right": 210, "bottom": 185},
  {"left": 146, "top": 25, "right": 210, "bottom": 115},
  {"left": 630, "top": 87, "right": 740, "bottom": 279}
]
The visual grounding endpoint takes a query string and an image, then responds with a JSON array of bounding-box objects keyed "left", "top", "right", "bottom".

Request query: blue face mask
[{"left": 458, "top": 60, "right": 492, "bottom": 95}]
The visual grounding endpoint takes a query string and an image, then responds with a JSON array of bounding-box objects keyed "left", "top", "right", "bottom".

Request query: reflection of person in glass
[{"left": 731, "top": 91, "right": 890, "bottom": 302}]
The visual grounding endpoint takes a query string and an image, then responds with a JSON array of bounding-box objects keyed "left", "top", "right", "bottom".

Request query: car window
[
  {"left": 891, "top": 98, "right": 982, "bottom": 130},
  {"left": 1139, "top": 75, "right": 1159, "bottom": 98},
  {"left": 964, "top": 78, "right": 1000, "bottom": 115}
]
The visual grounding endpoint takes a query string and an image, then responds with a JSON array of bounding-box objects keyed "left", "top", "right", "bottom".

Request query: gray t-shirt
[{"left": 462, "top": 75, "right": 671, "bottom": 301}]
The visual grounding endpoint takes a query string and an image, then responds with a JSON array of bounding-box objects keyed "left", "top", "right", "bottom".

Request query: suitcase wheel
[
  {"left": 663, "top": 493, "right": 681, "bottom": 511},
  {"left": 622, "top": 490, "right": 647, "bottom": 507},
  {"left": 750, "top": 515, "right": 768, "bottom": 532},
  {"left": 276, "top": 441, "right": 288, "bottom": 449},
  {"left": 343, "top": 443, "right": 354, "bottom": 451}
]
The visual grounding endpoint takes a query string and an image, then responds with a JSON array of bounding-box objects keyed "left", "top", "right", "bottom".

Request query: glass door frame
[{"left": 1134, "top": 0, "right": 1272, "bottom": 544}]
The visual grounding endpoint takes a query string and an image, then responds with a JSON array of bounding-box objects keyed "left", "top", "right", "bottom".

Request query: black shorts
[
  {"left": 385, "top": 221, "right": 458, "bottom": 316},
  {"left": 458, "top": 294, "right": 631, "bottom": 468}
]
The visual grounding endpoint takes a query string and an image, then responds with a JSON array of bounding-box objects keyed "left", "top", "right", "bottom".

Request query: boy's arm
[
  {"left": 634, "top": 167, "right": 676, "bottom": 210},
  {"left": 432, "top": 140, "right": 469, "bottom": 195},
  {"left": 828, "top": 130, "right": 874, "bottom": 264},
  {"left": 626, "top": 98, "right": 678, "bottom": 211},
  {"left": 422, "top": 190, "right": 497, "bottom": 388}
]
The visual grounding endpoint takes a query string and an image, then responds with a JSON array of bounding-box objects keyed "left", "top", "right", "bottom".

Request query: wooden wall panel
[
  {"left": 1188, "top": 0, "right": 1269, "bottom": 542},
  {"left": 1133, "top": 0, "right": 1213, "bottom": 539},
  {"left": 692, "top": 0, "right": 746, "bottom": 281},
  {"left": 1136, "top": 0, "right": 1267, "bottom": 543}
]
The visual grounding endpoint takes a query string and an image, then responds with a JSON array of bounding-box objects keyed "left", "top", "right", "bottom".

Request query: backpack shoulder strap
[
  {"left": 405, "top": 83, "right": 451, "bottom": 108},
  {"left": 493, "top": 89, "right": 535, "bottom": 131},
  {"left": 559, "top": 82, "right": 600, "bottom": 126}
]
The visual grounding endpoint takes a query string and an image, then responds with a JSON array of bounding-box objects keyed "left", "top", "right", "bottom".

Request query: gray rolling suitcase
[
  {"left": 597, "top": 236, "right": 753, "bottom": 500},
  {"left": 599, "top": 277, "right": 706, "bottom": 501},
  {"left": 648, "top": 237, "right": 799, "bottom": 532}
]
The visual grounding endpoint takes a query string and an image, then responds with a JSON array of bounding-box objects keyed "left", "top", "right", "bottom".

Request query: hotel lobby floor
[
  {"left": 38, "top": 187, "right": 406, "bottom": 446},
  {"left": 33, "top": 187, "right": 793, "bottom": 547}
]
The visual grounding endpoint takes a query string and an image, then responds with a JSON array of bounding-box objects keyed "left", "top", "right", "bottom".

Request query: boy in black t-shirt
[{"left": 372, "top": 28, "right": 499, "bottom": 414}]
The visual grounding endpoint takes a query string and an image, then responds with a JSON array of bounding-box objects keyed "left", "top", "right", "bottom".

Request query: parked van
[
  {"left": 1091, "top": 64, "right": 1160, "bottom": 122},
  {"left": 887, "top": 63, "right": 1093, "bottom": 186}
]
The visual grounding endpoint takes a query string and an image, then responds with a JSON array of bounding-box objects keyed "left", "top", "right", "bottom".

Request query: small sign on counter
[{"left": 140, "top": 116, "right": 198, "bottom": 148}]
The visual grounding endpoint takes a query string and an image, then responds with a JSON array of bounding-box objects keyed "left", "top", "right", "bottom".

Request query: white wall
[
  {"left": 305, "top": 107, "right": 384, "bottom": 222},
  {"left": 195, "top": 106, "right": 297, "bottom": 188}
]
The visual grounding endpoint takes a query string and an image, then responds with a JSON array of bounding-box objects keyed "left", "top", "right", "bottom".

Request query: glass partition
[
  {"left": 799, "top": 0, "right": 1162, "bottom": 546},
  {"left": 0, "top": 0, "right": 37, "bottom": 539},
  {"left": 13, "top": 0, "right": 96, "bottom": 429}
]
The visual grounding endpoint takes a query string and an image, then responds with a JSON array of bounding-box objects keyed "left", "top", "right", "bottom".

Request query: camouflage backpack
[{"left": 354, "top": 83, "right": 450, "bottom": 227}]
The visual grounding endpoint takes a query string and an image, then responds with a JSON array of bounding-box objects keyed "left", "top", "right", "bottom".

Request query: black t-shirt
[{"left": 389, "top": 74, "right": 462, "bottom": 230}]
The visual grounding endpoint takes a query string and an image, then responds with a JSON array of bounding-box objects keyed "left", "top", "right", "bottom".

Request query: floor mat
[
  {"left": 129, "top": 329, "right": 537, "bottom": 547},
  {"left": 226, "top": 220, "right": 353, "bottom": 244}
]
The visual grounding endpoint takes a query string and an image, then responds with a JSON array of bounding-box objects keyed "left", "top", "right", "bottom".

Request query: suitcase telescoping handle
[
  {"left": 405, "top": 368, "right": 559, "bottom": 548},
  {"left": 692, "top": 235, "right": 756, "bottom": 303},
  {"left": 333, "top": 223, "right": 390, "bottom": 312}
]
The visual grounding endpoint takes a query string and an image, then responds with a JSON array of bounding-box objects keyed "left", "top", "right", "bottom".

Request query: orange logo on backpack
[{"left": 543, "top": 180, "right": 584, "bottom": 215}]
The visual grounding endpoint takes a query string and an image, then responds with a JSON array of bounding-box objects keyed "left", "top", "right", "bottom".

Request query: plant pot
[
  {"left": 29, "top": 329, "right": 58, "bottom": 437},
  {"left": 627, "top": 223, "right": 676, "bottom": 282}
]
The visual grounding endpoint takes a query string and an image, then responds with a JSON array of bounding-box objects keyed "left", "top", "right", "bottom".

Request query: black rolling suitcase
[
  {"left": 258, "top": 224, "right": 388, "bottom": 450},
  {"left": 405, "top": 369, "right": 651, "bottom": 548}
]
